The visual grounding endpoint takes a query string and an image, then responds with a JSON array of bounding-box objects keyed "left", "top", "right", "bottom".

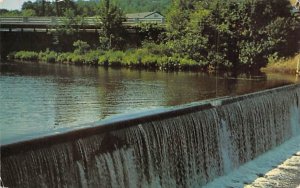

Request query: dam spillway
[{"left": 1, "top": 84, "right": 300, "bottom": 188}]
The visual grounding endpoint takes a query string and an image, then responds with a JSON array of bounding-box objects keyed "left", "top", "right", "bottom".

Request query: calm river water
[{"left": 0, "top": 62, "right": 298, "bottom": 144}]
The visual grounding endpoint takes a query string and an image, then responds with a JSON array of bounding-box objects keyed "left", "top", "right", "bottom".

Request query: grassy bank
[
  {"left": 8, "top": 48, "right": 203, "bottom": 72},
  {"left": 10, "top": 49, "right": 300, "bottom": 74},
  {"left": 261, "top": 54, "right": 300, "bottom": 74},
  {"left": 290, "top": 0, "right": 296, "bottom": 5}
]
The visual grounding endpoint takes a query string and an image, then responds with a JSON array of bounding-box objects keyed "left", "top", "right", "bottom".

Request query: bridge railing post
[
  {"left": 51, "top": 17, "right": 56, "bottom": 24},
  {"left": 23, "top": 17, "right": 28, "bottom": 23}
]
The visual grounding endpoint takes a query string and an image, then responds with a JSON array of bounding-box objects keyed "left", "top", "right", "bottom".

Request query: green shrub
[
  {"left": 84, "top": 50, "right": 103, "bottom": 64},
  {"left": 179, "top": 58, "right": 198, "bottom": 70},
  {"left": 141, "top": 54, "right": 159, "bottom": 68},
  {"left": 268, "top": 52, "right": 280, "bottom": 64},
  {"left": 39, "top": 50, "right": 57, "bottom": 63},
  {"left": 14, "top": 51, "right": 39, "bottom": 61},
  {"left": 142, "top": 42, "right": 171, "bottom": 56},
  {"left": 98, "top": 50, "right": 125, "bottom": 66},
  {"left": 73, "top": 40, "right": 90, "bottom": 55},
  {"left": 57, "top": 52, "right": 72, "bottom": 63},
  {"left": 123, "top": 50, "right": 140, "bottom": 66},
  {"left": 107, "top": 50, "right": 124, "bottom": 66},
  {"left": 160, "top": 56, "right": 180, "bottom": 70},
  {"left": 98, "top": 53, "right": 109, "bottom": 66},
  {"left": 10, "top": 47, "right": 204, "bottom": 72},
  {"left": 157, "top": 56, "right": 168, "bottom": 67},
  {"left": 70, "top": 54, "right": 84, "bottom": 64}
]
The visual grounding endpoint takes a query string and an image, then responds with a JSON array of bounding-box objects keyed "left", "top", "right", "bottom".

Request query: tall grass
[
  {"left": 39, "top": 50, "right": 57, "bottom": 63},
  {"left": 290, "top": 0, "right": 296, "bottom": 5},
  {"left": 13, "top": 51, "right": 39, "bottom": 61},
  {"left": 14, "top": 49, "right": 298, "bottom": 73},
  {"left": 261, "top": 53, "right": 300, "bottom": 74},
  {"left": 9, "top": 48, "right": 202, "bottom": 71}
]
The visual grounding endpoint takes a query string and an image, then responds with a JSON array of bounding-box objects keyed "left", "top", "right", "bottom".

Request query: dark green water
[{"left": 0, "top": 62, "right": 296, "bottom": 144}]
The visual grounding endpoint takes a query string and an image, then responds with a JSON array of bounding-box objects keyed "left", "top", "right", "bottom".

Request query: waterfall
[
  {"left": 291, "top": 105, "right": 300, "bottom": 136},
  {"left": 1, "top": 84, "right": 299, "bottom": 188},
  {"left": 218, "top": 120, "right": 238, "bottom": 174}
]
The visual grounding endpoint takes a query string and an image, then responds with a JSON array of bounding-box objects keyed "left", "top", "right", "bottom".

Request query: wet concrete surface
[{"left": 246, "top": 152, "right": 300, "bottom": 188}]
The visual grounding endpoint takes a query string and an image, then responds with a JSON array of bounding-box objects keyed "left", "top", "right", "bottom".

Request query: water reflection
[{"left": 0, "top": 62, "right": 297, "bottom": 144}]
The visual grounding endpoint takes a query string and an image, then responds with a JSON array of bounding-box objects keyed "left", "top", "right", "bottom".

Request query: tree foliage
[
  {"left": 98, "top": 0, "right": 126, "bottom": 50},
  {"left": 165, "top": 0, "right": 299, "bottom": 72},
  {"left": 113, "top": 0, "right": 171, "bottom": 14},
  {"left": 2, "top": 0, "right": 299, "bottom": 73},
  {"left": 1, "top": 0, "right": 171, "bottom": 17},
  {"left": 73, "top": 40, "right": 90, "bottom": 54}
]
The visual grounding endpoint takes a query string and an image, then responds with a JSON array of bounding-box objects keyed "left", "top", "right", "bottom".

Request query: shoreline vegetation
[
  {"left": 261, "top": 53, "right": 300, "bottom": 74},
  {"left": 7, "top": 47, "right": 206, "bottom": 72},
  {"left": 3, "top": 0, "right": 300, "bottom": 73},
  {"left": 9, "top": 50, "right": 300, "bottom": 75}
]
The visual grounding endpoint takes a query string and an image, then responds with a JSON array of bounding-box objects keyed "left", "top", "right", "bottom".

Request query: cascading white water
[
  {"left": 1, "top": 85, "right": 299, "bottom": 188},
  {"left": 290, "top": 105, "right": 300, "bottom": 136},
  {"left": 218, "top": 119, "right": 238, "bottom": 174}
]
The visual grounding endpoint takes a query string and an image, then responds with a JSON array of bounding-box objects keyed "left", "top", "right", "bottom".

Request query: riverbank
[
  {"left": 261, "top": 54, "right": 300, "bottom": 75},
  {"left": 7, "top": 48, "right": 205, "bottom": 72},
  {"left": 9, "top": 49, "right": 300, "bottom": 74}
]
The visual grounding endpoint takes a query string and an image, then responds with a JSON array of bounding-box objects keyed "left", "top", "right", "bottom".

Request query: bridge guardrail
[
  {"left": 0, "top": 17, "right": 24, "bottom": 23},
  {"left": 0, "top": 16, "right": 164, "bottom": 26}
]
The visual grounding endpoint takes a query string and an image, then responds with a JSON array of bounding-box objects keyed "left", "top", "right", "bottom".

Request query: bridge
[{"left": 0, "top": 16, "right": 165, "bottom": 32}]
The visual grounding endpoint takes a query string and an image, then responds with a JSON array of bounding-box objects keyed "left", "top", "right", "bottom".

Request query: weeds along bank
[
  {"left": 7, "top": 48, "right": 204, "bottom": 72},
  {"left": 261, "top": 53, "right": 300, "bottom": 74},
  {"left": 8, "top": 49, "right": 300, "bottom": 73}
]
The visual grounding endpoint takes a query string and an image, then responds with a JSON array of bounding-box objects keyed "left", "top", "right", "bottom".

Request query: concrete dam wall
[{"left": 1, "top": 84, "right": 300, "bottom": 187}]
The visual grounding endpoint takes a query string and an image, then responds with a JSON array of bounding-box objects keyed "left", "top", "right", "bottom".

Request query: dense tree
[
  {"left": 56, "top": 0, "right": 77, "bottom": 16},
  {"left": 165, "top": 0, "right": 299, "bottom": 72},
  {"left": 22, "top": 0, "right": 55, "bottom": 16},
  {"left": 0, "top": 8, "right": 36, "bottom": 16},
  {"left": 2, "top": 0, "right": 298, "bottom": 73},
  {"left": 113, "top": 0, "right": 171, "bottom": 14},
  {"left": 20, "top": 0, "right": 76, "bottom": 16},
  {"left": 166, "top": 1, "right": 190, "bottom": 39},
  {"left": 76, "top": 0, "right": 99, "bottom": 16},
  {"left": 3, "top": 0, "right": 171, "bottom": 17},
  {"left": 73, "top": 40, "right": 90, "bottom": 54},
  {"left": 98, "top": 0, "right": 126, "bottom": 50}
]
